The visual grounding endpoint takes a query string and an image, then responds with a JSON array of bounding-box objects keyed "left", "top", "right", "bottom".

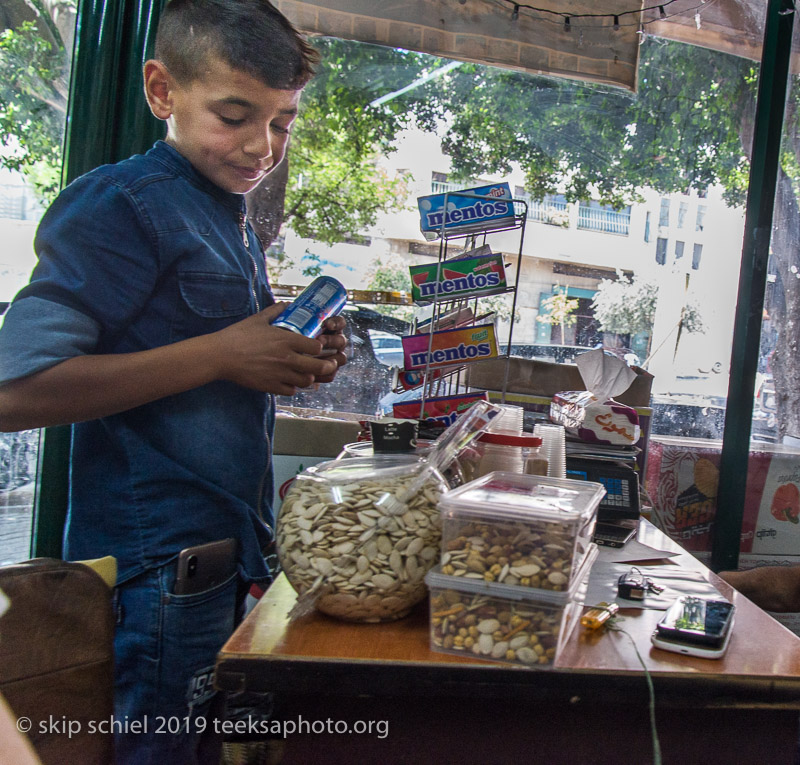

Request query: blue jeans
[{"left": 113, "top": 562, "right": 242, "bottom": 764}]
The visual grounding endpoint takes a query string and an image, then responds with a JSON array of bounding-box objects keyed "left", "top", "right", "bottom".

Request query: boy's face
[{"left": 144, "top": 55, "right": 301, "bottom": 194}]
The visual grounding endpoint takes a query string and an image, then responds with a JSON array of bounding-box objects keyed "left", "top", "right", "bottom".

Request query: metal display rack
[{"left": 400, "top": 191, "right": 528, "bottom": 419}]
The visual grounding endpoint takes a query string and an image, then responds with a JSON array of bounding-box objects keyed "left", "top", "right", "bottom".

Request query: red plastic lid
[{"left": 478, "top": 433, "right": 543, "bottom": 447}]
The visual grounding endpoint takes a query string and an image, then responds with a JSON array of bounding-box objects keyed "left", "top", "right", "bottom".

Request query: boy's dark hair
[{"left": 154, "top": 0, "right": 319, "bottom": 89}]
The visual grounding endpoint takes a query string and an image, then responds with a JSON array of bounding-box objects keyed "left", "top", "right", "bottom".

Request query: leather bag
[{"left": 0, "top": 558, "right": 114, "bottom": 764}]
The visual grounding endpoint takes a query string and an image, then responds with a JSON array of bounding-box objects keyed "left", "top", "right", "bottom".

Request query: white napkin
[{"left": 576, "top": 348, "right": 637, "bottom": 401}]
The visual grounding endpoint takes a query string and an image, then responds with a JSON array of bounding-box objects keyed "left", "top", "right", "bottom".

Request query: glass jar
[
  {"left": 336, "top": 440, "right": 465, "bottom": 489},
  {"left": 337, "top": 439, "right": 434, "bottom": 459},
  {"left": 277, "top": 455, "right": 448, "bottom": 622}
]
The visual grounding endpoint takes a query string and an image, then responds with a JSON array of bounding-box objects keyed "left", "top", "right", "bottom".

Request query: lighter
[{"left": 581, "top": 602, "right": 620, "bottom": 631}]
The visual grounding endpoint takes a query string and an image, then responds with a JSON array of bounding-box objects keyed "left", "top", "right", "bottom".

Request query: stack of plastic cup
[
  {"left": 472, "top": 432, "right": 545, "bottom": 478},
  {"left": 486, "top": 404, "right": 523, "bottom": 435},
  {"left": 533, "top": 423, "right": 567, "bottom": 479}
]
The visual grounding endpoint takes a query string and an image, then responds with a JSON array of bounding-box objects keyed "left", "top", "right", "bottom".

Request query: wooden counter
[{"left": 217, "top": 523, "right": 800, "bottom": 763}]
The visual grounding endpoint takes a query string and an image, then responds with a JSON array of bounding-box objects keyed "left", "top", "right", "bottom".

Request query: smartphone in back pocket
[{"left": 173, "top": 538, "right": 237, "bottom": 595}]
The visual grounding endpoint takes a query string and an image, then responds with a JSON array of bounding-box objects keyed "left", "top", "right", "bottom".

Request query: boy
[{"left": 0, "top": 0, "right": 345, "bottom": 761}]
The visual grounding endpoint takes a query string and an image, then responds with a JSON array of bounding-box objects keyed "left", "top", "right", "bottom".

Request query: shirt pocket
[{"left": 173, "top": 271, "right": 251, "bottom": 340}]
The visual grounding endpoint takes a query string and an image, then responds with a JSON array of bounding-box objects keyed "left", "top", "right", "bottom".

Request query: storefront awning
[{"left": 274, "top": 0, "right": 777, "bottom": 93}]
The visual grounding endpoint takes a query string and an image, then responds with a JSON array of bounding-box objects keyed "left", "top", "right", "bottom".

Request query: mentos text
[
  {"left": 419, "top": 271, "right": 501, "bottom": 298},
  {"left": 409, "top": 342, "right": 492, "bottom": 368},
  {"left": 424, "top": 200, "right": 511, "bottom": 229}
]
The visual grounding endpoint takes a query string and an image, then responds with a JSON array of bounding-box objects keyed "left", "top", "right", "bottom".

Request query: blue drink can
[{"left": 272, "top": 276, "right": 348, "bottom": 337}]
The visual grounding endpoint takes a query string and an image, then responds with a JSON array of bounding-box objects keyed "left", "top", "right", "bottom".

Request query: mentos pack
[
  {"left": 401, "top": 323, "right": 499, "bottom": 371},
  {"left": 409, "top": 252, "right": 507, "bottom": 304},
  {"left": 392, "top": 392, "right": 489, "bottom": 427},
  {"left": 417, "top": 183, "right": 514, "bottom": 240}
]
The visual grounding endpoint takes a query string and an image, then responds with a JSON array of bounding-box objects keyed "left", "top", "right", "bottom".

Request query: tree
[
  {"left": 281, "top": 38, "right": 440, "bottom": 245},
  {"left": 0, "top": 19, "right": 435, "bottom": 243},
  {"left": 0, "top": 1, "right": 71, "bottom": 204},
  {"left": 537, "top": 286, "right": 578, "bottom": 345},
  {"left": 364, "top": 259, "right": 415, "bottom": 324},
  {"left": 428, "top": 40, "right": 752, "bottom": 209},
  {"left": 592, "top": 274, "right": 703, "bottom": 361},
  {"left": 592, "top": 275, "right": 657, "bottom": 339}
]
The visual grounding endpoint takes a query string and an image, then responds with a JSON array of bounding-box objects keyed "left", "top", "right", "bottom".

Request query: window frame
[{"left": 32, "top": 0, "right": 794, "bottom": 574}]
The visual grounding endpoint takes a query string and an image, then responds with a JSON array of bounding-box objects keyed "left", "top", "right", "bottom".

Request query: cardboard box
[
  {"left": 272, "top": 412, "right": 361, "bottom": 511},
  {"left": 466, "top": 356, "right": 654, "bottom": 408},
  {"left": 645, "top": 436, "right": 800, "bottom": 555},
  {"left": 273, "top": 412, "right": 361, "bottom": 457}
]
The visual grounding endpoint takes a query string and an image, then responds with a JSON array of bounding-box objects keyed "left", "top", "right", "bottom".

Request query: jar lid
[
  {"left": 299, "top": 454, "right": 428, "bottom": 483},
  {"left": 478, "top": 433, "right": 543, "bottom": 447}
]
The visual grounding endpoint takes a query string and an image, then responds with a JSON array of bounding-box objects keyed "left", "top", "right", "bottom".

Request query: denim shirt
[{"left": 0, "top": 142, "right": 276, "bottom": 584}]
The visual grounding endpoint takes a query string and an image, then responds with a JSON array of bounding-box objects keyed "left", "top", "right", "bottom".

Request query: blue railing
[
  {"left": 428, "top": 182, "right": 629, "bottom": 236},
  {"left": 528, "top": 197, "right": 569, "bottom": 225},
  {"left": 430, "top": 181, "right": 481, "bottom": 196},
  {"left": 508, "top": 191, "right": 568, "bottom": 225},
  {"left": 0, "top": 183, "right": 44, "bottom": 221},
  {"left": 577, "top": 205, "right": 630, "bottom": 235}
]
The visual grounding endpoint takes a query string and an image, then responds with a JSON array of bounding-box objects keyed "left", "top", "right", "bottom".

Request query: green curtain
[{"left": 34, "top": 0, "right": 166, "bottom": 557}]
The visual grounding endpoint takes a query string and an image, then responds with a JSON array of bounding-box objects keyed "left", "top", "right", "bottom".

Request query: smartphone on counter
[
  {"left": 651, "top": 596, "right": 735, "bottom": 659},
  {"left": 592, "top": 521, "right": 637, "bottom": 548},
  {"left": 173, "top": 538, "right": 237, "bottom": 595}
]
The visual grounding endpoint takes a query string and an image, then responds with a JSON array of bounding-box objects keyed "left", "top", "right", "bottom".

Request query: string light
[{"left": 487, "top": 0, "right": 700, "bottom": 29}]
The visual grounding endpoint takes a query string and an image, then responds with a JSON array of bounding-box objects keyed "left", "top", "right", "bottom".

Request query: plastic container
[
  {"left": 425, "top": 545, "right": 597, "bottom": 668},
  {"left": 438, "top": 472, "right": 604, "bottom": 595},
  {"left": 277, "top": 455, "right": 448, "bottom": 622},
  {"left": 533, "top": 423, "right": 567, "bottom": 479},
  {"left": 471, "top": 432, "right": 547, "bottom": 479},
  {"left": 485, "top": 404, "right": 523, "bottom": 435}
]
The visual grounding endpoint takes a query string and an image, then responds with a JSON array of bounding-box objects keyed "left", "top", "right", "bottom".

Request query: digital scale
[{"left": 566, "top": 457, "right": 641, "bottom": 547}]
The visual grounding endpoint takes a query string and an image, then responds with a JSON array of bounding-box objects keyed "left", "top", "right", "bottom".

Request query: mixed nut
[
  {"left": 277, "top": 471, "right": 445, "bottom": 622},
  {"left": 429, "top": 588, "right": 571, "bottom": 667},
  {"left": 440, "top": 519, "right": 590, "bottom": 593}
]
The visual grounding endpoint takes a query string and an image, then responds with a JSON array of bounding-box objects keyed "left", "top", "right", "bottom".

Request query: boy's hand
[
  {"left": 315, "top": 314, "right": 348, "bottom": 382},
  {"left": 212, "top": 303, "right": 343, "bottom": 395}
]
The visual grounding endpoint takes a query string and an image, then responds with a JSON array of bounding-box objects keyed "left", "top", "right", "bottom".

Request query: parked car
[
  {"left": 506, "top": 343, "right": 589, "bottom": 364},
  {"left": 650, "top": 393, "right": 727, "bottom": 440},
  {"left": 370, "top": 331, "right": 405, "bottom": 368},
  {"left": 277, "top": 307, "right": 411, "bottom": 416},
  {"left": 507, "top": 343, "right": 641, "bottom": 367},
  {"left": 288, "top": 327, "right": 777, "bottom": 444}
]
